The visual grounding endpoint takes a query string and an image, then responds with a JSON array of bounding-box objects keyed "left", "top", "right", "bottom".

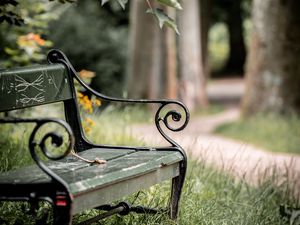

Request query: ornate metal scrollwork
[
  {"left": 47, "top": 49, "right": 190, "bottom": 149},
  {"left": 155, "top": 102, "right": 189, "bottom": 147},
  {"left": 0, "top": 118, "right": 75, "bottom": 190},
  {"left": 28, "top": 119, "right": 75, "bottom": 186},
  {"left": 29, "top": 119, "right": 74, "bottom": 160}
]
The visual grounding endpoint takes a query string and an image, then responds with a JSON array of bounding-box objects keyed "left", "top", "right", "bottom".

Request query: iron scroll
[{"left": 47, "top": 49, "right": 190, "bottom": 148}]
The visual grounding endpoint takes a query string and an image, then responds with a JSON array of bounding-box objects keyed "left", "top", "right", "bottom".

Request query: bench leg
[
  {"left": 169, "top": 163, "right": 186, "bottom": 220},
  {"left": 51, "top": 191, "right": 73, "bottom": 225},
  {"left": 53, "top": 204, "right": 72, "bottom": 225}
]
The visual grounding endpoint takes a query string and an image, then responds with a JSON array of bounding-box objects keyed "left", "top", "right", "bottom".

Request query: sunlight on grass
[{"left": 215, "top": 113, "right": 300, "bottom": 154}]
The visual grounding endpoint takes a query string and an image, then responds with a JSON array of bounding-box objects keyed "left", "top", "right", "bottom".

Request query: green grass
[
  {"left": 0, "top": 124, "right": 34, "bottom": 172},
  {"left": 84, "top": 105, "right": 152, "bottom": 146},
  {"left": 0, "top": 109, "right": 299, "bottom": 224},
  {"left": 215, "top": 113, "right": 300, "bottom": 154},
  {"left": 71, "top": 160, "right": 296, "bottom": 225},
  {"left": 193, "top": 104, "right": 225, "bottom": 117}
]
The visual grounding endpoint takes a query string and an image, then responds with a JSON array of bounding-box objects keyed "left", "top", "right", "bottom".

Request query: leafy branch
[
  {"left": 101, "top": 0, "right": 181, "bottom": 33},
  {"left": 0, "top": 0, "right": 182, "bottom": 33}
]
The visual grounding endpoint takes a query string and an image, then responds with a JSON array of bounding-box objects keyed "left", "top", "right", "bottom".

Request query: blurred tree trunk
[
  {"left": 200, "top": 0, "right": 213, "bottom": 78},
  {"left": 127, "top": 0, "right": 164, "bottom": 99},
  {"left": 223, "top": 0, "right": 246, "bottom": 75},
  {"left": 165, "top": 7, "right": 178, "bottom": 99},
  {"left": 178, "top": 0, "right": 208, "bottom": 110},
  {"left": 242, "top": 0, "right": 300, "bottom": 115}
]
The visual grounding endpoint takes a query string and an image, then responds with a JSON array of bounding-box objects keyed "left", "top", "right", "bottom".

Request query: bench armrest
[
  {"left": 0, "top": 117, "right": 74, "bottom": 188},
  {"left": 47, "top": 49, "right": 190, "bottom": 148}
]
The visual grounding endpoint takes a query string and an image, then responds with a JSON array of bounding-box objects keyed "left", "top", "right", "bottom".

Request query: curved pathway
[{"left": 130, "top": 79, "right": 300, "bottom": 200}]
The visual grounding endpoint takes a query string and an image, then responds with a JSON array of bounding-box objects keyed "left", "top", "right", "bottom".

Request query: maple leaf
[
  {"left": 155, "top": 0, "right": 182, "bottom": 10},
  {"left": 147, "top": 8, "right": 179, "bottom": 34}
]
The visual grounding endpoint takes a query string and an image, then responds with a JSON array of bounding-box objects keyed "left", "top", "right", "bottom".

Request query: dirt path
[{"left": 130, "top": 79, "right": 300, "bottom": 199}]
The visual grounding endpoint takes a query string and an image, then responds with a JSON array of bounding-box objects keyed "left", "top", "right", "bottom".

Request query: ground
[{"left": 131, "top": 78, "right": 300, "bottom": 200}]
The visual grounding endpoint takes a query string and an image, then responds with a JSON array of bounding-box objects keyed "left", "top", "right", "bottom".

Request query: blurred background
[
  {"left": 1, "top": 1, "right": 300, "bottom": 224},
  {"left": 0, "top": 0, "right": 300, "bottom": 151},
  {"left": 1, "top": 0, "right": 299, "bottom": 116}
]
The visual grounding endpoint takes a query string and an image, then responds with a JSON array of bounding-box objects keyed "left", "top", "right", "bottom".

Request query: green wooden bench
[{"left": 0, "top": 50, "right": 189, "bottom": 224}]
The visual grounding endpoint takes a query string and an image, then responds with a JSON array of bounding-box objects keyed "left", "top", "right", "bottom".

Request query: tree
[
  {"left": 127, "top": 0, "right": 164, "bottom": 99},
  {"left": 178, "top": 0, "right": 208, "bottom": 110},
  {"left": 242, "top": 0, "right": 300, "bottom": 115},
  {"left": 200, "top": 0, "right": 213, "bottom": 79}
]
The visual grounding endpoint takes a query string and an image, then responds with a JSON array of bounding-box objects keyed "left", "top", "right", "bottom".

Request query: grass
[
  {"left": 193, "top": 104, "right": 225, "bottom": 117},
  {"left": 71, "top": 160, "right": 297, "bottom": 225},
  {"left": 0, "top": 108, "right": 299, "bottom": 224},
  {"left": 215, "top": 113, "right": 300, "bottom": 154},
  {"left": 84, "top": 105, "right": 151, "bottom": 146}
]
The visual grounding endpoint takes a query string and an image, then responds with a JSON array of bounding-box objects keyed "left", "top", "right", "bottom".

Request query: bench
[{"left": 0, "top": 49, "right": 189, "bottom": 224}]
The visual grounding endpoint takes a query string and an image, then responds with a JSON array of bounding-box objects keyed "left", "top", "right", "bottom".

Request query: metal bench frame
[{"left": 0, "top": 49, "right": 189, "bottom": 224}]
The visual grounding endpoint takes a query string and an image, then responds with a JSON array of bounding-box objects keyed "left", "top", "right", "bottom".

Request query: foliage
[
  {"left": 147, "top": 8, "right": 179, "bottom": 34},
  {"left": 48, "top": 0, "right": 128, "bottom": 97},
  {"left": 0, "top": 0, "right": 24, "bottom": 26},
  {"left": 0, "top": 0, "right": 66, "bottom": 68},
  {"left": 215, "top": 113, "right": 300, "bottom": 154},
  {"left": 208, "top": 22, "right": 229, "bottom": 72},
  {"left": 101, "top": 0, "right": 181, "bottom": 33},
  {"left": 1, "top": 0, "right": 182, "bottom": 33}
]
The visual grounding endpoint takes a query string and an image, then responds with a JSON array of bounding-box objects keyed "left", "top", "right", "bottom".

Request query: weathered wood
[
  {"left": 73, "top": 163, "right": 179, "bottom": 214},
  {"left": 0, "top": 148, "right": 183, "bottom": 213},
  {"left": 0, "top": 64, "right": 72, "bottom": 112}
]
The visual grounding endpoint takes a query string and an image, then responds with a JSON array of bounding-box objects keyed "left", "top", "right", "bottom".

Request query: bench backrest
[
  {"left": 0, "top": 60, "right": 92, "bottom": 152},
  {"left": 0, "top": 64, "right": 73, "bottom": 112}
]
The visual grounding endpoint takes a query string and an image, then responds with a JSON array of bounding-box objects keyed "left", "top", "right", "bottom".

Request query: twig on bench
[{"left": 70, "top": 150, "right": 106, "bottom": 164}]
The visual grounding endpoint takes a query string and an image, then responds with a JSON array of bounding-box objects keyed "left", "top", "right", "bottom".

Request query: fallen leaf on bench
[{"left": 93, "top": 158, "right": 107, "bottom": 164}]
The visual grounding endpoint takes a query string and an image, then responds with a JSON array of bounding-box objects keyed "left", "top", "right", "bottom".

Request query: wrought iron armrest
[
  {"left": 0, "top": 118, "right": 74, "bottom": 189},
  {"left": 47, "top": 49, "right": 190, "bottom": 149}
]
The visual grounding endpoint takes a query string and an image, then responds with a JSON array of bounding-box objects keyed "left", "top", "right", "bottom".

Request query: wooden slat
[
  {"left": 72, "top": 163, "right": 180, "bottom": 214},
  {"left": 68, "top": 150, "right": 183, "bottom": 194},
  {"left": 0, "top": 64, "right": 73, "bottom": 112},
  {"left": 0, "top": 148, "right": 183, "bottom": 213},
  {"left": 0, "top": 148, "right": 136, "bottom": 184}
]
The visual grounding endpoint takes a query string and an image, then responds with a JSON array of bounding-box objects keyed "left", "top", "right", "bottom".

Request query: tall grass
[
  {"left": 215, "top": 113, "right": 300, "bottom": 154},
  {"left": 73, "top": 160, "right": 297, "bottom": 225},
  {"left": 0, "top": 108, "right": 299, "bottom": 224}
]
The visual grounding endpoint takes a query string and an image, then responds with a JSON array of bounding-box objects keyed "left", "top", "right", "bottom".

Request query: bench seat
[{"left": 0, "top": 148, "right": 183, "bottom": 214}]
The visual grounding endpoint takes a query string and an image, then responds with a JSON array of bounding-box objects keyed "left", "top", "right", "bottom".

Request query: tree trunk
[
  {"left": 127, "top": 0, "right": 163, "bottom": 99},
  {"left": 200, "top": 0, "right": 213, "bottom": 78},
  {"left": 242, "top": 0, "right": 300, "bottom": 115},
  {"left": 178, "top": 0, "right": 208, "bottom": 110},
  {"left": 165, "top": 7, "right": 178, "bottom": 99},
  {"left": 223, "top": 0, "right": 246, "bottom": 75}
]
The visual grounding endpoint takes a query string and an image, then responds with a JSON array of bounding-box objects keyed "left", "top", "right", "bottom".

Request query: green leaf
[
  {"left": 4, "top": 47, "right": 19, "bottom": 56},
  {"left": 155, "top": 0, "right": 182, "bottom": 10},
  {"left": 101, "top": 0, "right": 110, "bottom": 6},
  {"left": 101, "top": 0, "right": 128, "bottom": 10},
  {"left": 146, "top": 8, "right": 179, "bottom": 34}
]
